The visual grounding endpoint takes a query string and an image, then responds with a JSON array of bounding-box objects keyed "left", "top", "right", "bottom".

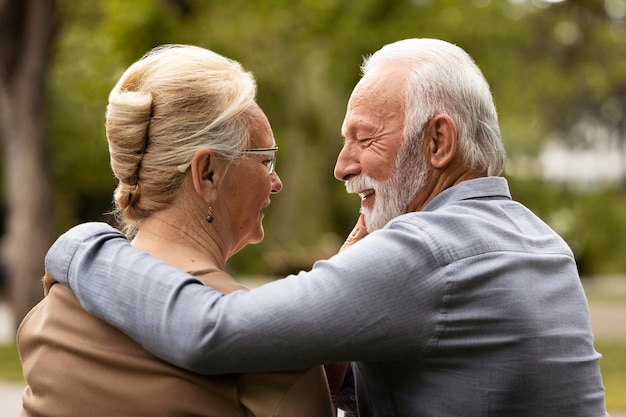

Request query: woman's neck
[{"left": 131, "top": 214, "right": 228, "bottom": 272}]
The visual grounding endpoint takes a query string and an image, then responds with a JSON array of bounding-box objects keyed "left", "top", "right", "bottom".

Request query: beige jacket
[{"left": 17, "top": 272, "right": 333, "bottom": 417}]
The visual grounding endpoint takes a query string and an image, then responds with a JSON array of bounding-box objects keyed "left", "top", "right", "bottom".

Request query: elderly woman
[{"left": 18, "top": 45, "right": 335, "bottom": 417}]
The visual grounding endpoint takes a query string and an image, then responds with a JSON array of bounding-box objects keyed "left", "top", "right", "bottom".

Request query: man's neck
[{"left": 407, "top": 166, "right": 486, "bottom": 213}]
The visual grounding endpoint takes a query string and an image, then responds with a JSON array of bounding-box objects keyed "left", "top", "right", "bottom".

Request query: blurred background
[{"left": 1, "top": 0, "right": 625, "bottom": 414}]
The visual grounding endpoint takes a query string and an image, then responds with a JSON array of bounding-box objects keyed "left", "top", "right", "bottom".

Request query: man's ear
[
  {"left": 424, "top": 114, "right": 458, "bottom": 169},
  {"left": 189, "top": 149, "right": 218, "bottom": 203}
]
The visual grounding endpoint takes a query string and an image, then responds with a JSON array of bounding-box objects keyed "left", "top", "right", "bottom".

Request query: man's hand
[
  {"left": 340, "top": 214, "right": 368, "bottom": 252},
  {"left": 42, "top": 269, "right": 58, "bottom": 296}
]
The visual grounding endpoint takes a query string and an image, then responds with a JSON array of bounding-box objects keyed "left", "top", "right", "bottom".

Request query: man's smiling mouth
[{"left": 358, "top": 189, "right": 374, "bottom": 201}]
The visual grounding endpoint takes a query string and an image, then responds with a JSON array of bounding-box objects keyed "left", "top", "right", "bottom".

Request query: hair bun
[{"left": 106, "top": 89, "right": 153, "bottom": 186}]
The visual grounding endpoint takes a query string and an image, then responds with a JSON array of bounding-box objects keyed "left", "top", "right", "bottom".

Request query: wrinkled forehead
[{"left": 342, "top": 66, "right": 407, "bottom": 136}]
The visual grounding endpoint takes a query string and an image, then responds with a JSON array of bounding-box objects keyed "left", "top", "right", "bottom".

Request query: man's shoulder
[{"left": 384, "top": 192, "right": 566, "bottom": 265}]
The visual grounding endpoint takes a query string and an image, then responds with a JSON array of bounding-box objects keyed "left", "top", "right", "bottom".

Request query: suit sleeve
[{"left": 45, "top": 221, "right": 443, "bottom": 374}]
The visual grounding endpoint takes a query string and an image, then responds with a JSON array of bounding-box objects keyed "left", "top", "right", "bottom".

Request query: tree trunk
[{"left": 0, "top": 0, "right": 57, "bottom": 328}]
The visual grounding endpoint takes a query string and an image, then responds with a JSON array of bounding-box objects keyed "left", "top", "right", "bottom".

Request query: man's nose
[{"left": 334, "top": 143, "right": 360, "bottom": 181}]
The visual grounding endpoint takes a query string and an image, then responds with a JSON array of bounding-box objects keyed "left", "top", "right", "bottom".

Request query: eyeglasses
[
  {"left": 177, "top": 146, "right": 278, "bottom": 174},
  {"left": 239, "top": 146, "right": 278, "bottom": 174}
]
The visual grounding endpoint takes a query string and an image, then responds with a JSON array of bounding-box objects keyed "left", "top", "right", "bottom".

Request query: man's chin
[
  {"left": 360, "top": 210, "right": 378, "bottom": 233},
  {"left": 362, "top": 207, "right": 404, "bottom": 233}
]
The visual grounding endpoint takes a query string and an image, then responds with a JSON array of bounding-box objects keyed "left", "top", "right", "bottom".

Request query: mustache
[{"left": 345, "top": 175, "right": 378, "bottom": 194}]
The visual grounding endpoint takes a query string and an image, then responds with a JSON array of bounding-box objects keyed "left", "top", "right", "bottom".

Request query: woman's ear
[
  {"left": 424, "top": 114, "right": 458, "bottom": 169},
  {"left": 189, "top": 149, "right": 218, "bottom": 203}
]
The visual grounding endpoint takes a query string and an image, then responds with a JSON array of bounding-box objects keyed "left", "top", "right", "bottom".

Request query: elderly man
[{"left": 44, "top": 39, "right": 607, "bottom": 416}]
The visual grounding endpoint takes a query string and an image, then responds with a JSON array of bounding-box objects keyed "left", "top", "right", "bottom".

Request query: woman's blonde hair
[{"left": 105, "top": 44, "right": 257, "bottom": 237}]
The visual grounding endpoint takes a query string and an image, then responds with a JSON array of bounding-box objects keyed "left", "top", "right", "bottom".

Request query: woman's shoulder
[{"left": 188, "top": 268, "right": 249, "bottom": 293}]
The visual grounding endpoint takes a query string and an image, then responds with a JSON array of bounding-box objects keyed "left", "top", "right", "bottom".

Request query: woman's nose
[{"left": 270, "top": 171, "right": 283, "bottom": 194}]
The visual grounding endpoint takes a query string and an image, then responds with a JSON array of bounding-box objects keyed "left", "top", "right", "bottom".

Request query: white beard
[{"left": 346, "top": 142, "right": 429, "bottom": 232}]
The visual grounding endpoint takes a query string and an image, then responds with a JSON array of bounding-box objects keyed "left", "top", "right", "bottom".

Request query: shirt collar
[{"left": 422, "top": 176, "right": 512, "bottom": 212}]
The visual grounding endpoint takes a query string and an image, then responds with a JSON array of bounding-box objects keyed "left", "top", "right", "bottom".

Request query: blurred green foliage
[
  {"left": 0, "top": 343, "right": 23, "bottom": 383},
  {"left": 44, "top": 0, "right": 626, "bottom": 276}
]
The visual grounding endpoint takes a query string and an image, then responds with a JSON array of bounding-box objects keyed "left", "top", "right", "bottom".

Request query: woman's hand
[
  {"left": 42, "top": 270, "right": 58, "bottom": 296},
  {"left": 339, "top": 214, "right": 368, "bottom": 252}
]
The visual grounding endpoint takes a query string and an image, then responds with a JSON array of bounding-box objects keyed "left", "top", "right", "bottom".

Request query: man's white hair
[{"left": 362, "top": 38, "right": 506, "bottom": 176}]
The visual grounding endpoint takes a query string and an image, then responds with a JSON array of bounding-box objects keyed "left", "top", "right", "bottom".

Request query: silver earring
[{"left": 205, "top": 206, "right": 214, "bottom": 223}]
